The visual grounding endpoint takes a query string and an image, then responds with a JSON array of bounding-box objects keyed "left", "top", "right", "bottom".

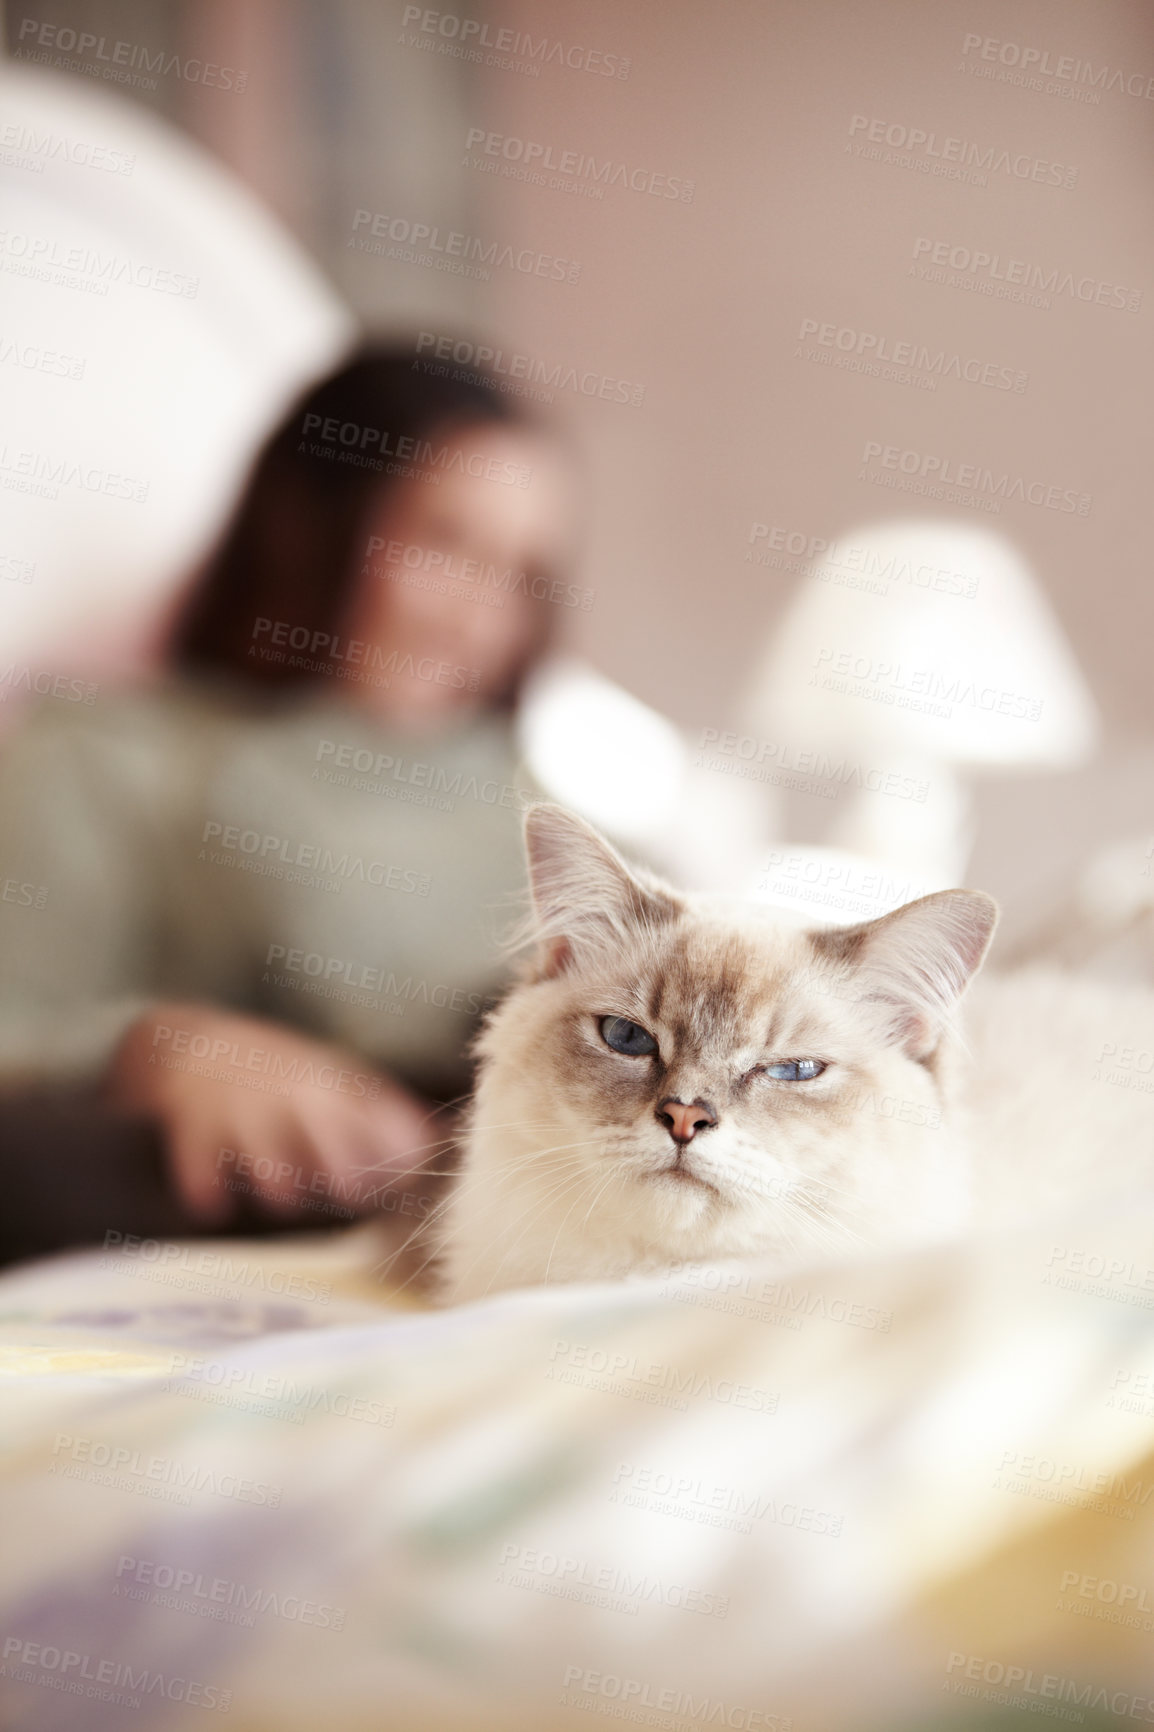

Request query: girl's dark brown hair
[{"left": 171, "top": 341, "right": 548, "bottom": 699}]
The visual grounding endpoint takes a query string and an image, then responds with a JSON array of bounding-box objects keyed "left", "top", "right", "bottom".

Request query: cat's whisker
[
  {"left": 447, "top": 1166, "right": 601, "bottom": 1299},
  {"left": 578, "top": 1161, "right": 629, "bottom": 1233},
  {"left": 344, "top": 1126, "right": 525, "bottom": 1179},
  {"left": 375, "top": 1136, "right": 614, "bottom": 1296},
  {"left": 492, "top": 1176, "right": 598, "bottom": 1285},
  {"left": 373, "top": 1217, "right": 450, "bottom": 1296},
  {"left": 444, "top": 1137, "right": 616, "bottom": 1278},
  {"left": 348, "top": 1120, "right": 600, "bottom": 1183},
  {"left": 543, "top": 1162, "right": 626, "bottom": 1283},
  {"left": 371, "top": 1150, "right": 584, "bottom": 1289}
]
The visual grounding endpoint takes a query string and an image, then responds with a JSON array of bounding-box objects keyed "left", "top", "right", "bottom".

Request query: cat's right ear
[
  {"left": 810, "top": 888, "right": 998, "bottom": 1060},
  {"left": 522, "top": 804, "right": 680, "bottom": 978}
]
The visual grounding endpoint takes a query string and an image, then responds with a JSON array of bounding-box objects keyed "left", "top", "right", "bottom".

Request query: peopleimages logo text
[
  {"left": 349, "top": 208, "right": 581, "bottom": 284},
  {"left": 401, "top": 8, "right": 630, "bottom": 77},
  {"left": 961, "top": 34, "right": 1154, "bottom": 100},
  {"left": 911, "top": 238, "right": 1142, "bottom": 313},
  {"left": 860, "top": 441, "right": 1091, "bottom": 515},
  {"left": 848, "top": 114, "right": 1077, "bottom": 187},
  {"left": 464, "top": 129, "right": 693, "bottom": 200}
]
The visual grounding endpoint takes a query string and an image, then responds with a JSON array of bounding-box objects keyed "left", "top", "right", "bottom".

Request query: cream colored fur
[{"left": 435, "top": 807, "right": 1154, "bottom": 1305}]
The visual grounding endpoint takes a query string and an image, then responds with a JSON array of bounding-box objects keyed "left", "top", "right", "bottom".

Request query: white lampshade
[
  {"left": 749, "top": 518, "right": 1098, "bottom": 766},
  {"left": 743, "top": 519, "right": 1100, "bottom": 886}
]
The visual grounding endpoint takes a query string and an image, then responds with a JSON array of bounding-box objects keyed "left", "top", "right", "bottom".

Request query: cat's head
[{"left": 468, "top": 804, "right": 998, "bottom": 1276}]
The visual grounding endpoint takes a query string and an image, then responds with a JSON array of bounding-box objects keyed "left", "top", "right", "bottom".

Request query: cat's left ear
[
  {"left": 811, "top": 889, "right": 998, "bottom": 1060},
  {"left": 522, "top": 803, "right": 680, "bottom": 979}
]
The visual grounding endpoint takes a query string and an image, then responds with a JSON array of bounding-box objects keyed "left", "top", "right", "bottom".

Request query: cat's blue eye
[
  {"left": 599, "top": 1016, "right": 658, "bottom": 1057},
  {"left": 763, "top": 1059, "right": 827, "bottom": 1082}
]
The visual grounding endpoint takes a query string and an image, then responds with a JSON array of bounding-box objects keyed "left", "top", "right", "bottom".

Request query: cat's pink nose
[{"left": 656, "top": 1097, "right": 718, "bottom": 1144}]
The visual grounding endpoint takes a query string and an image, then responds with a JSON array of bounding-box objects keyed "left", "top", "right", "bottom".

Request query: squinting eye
[
  {"left": 599, "top": 1015, "right": 658, "bottom": 1058},
  {"left": 763, "top": 1059, "right": 827, "bottom": 1082}
]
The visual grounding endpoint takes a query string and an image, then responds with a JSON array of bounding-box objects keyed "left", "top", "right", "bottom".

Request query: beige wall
[
  {"left": 468, "top": 0, "right": 1154, "bottom": 719},
  {"left": 6, "top": 0, "right": 1154, "bottom": 930},
  {"left": 461, "top": 0, "right": 1154, "bottom": 925}
]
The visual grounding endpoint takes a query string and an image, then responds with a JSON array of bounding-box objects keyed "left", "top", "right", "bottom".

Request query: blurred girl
[{"left": 0, "top": 345, "right": 577, "bottom": 1235}]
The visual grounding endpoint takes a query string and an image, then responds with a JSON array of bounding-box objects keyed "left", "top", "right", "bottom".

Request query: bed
[{"left": 3, "top": 1201, "right": 1154, "bottom": 1731}]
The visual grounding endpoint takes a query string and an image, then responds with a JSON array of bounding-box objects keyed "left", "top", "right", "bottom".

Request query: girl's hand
[{"left": 106, "top": 1002, "right": 439, "bottom": 1224}]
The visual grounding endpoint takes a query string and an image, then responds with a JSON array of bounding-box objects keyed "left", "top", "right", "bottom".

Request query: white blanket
[{"left": 2, "top": 1209, "right": 1154, "bottom": 1730}]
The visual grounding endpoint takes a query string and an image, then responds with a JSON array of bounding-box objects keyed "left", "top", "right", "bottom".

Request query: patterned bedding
[{"left": 2, "top": 1209, "right": 1154, "bottom": 1731}]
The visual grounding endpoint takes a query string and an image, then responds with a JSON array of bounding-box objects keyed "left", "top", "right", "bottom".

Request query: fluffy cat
[{"left": 434, "top": 804, "right": 1154, "bottom": 1304}]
